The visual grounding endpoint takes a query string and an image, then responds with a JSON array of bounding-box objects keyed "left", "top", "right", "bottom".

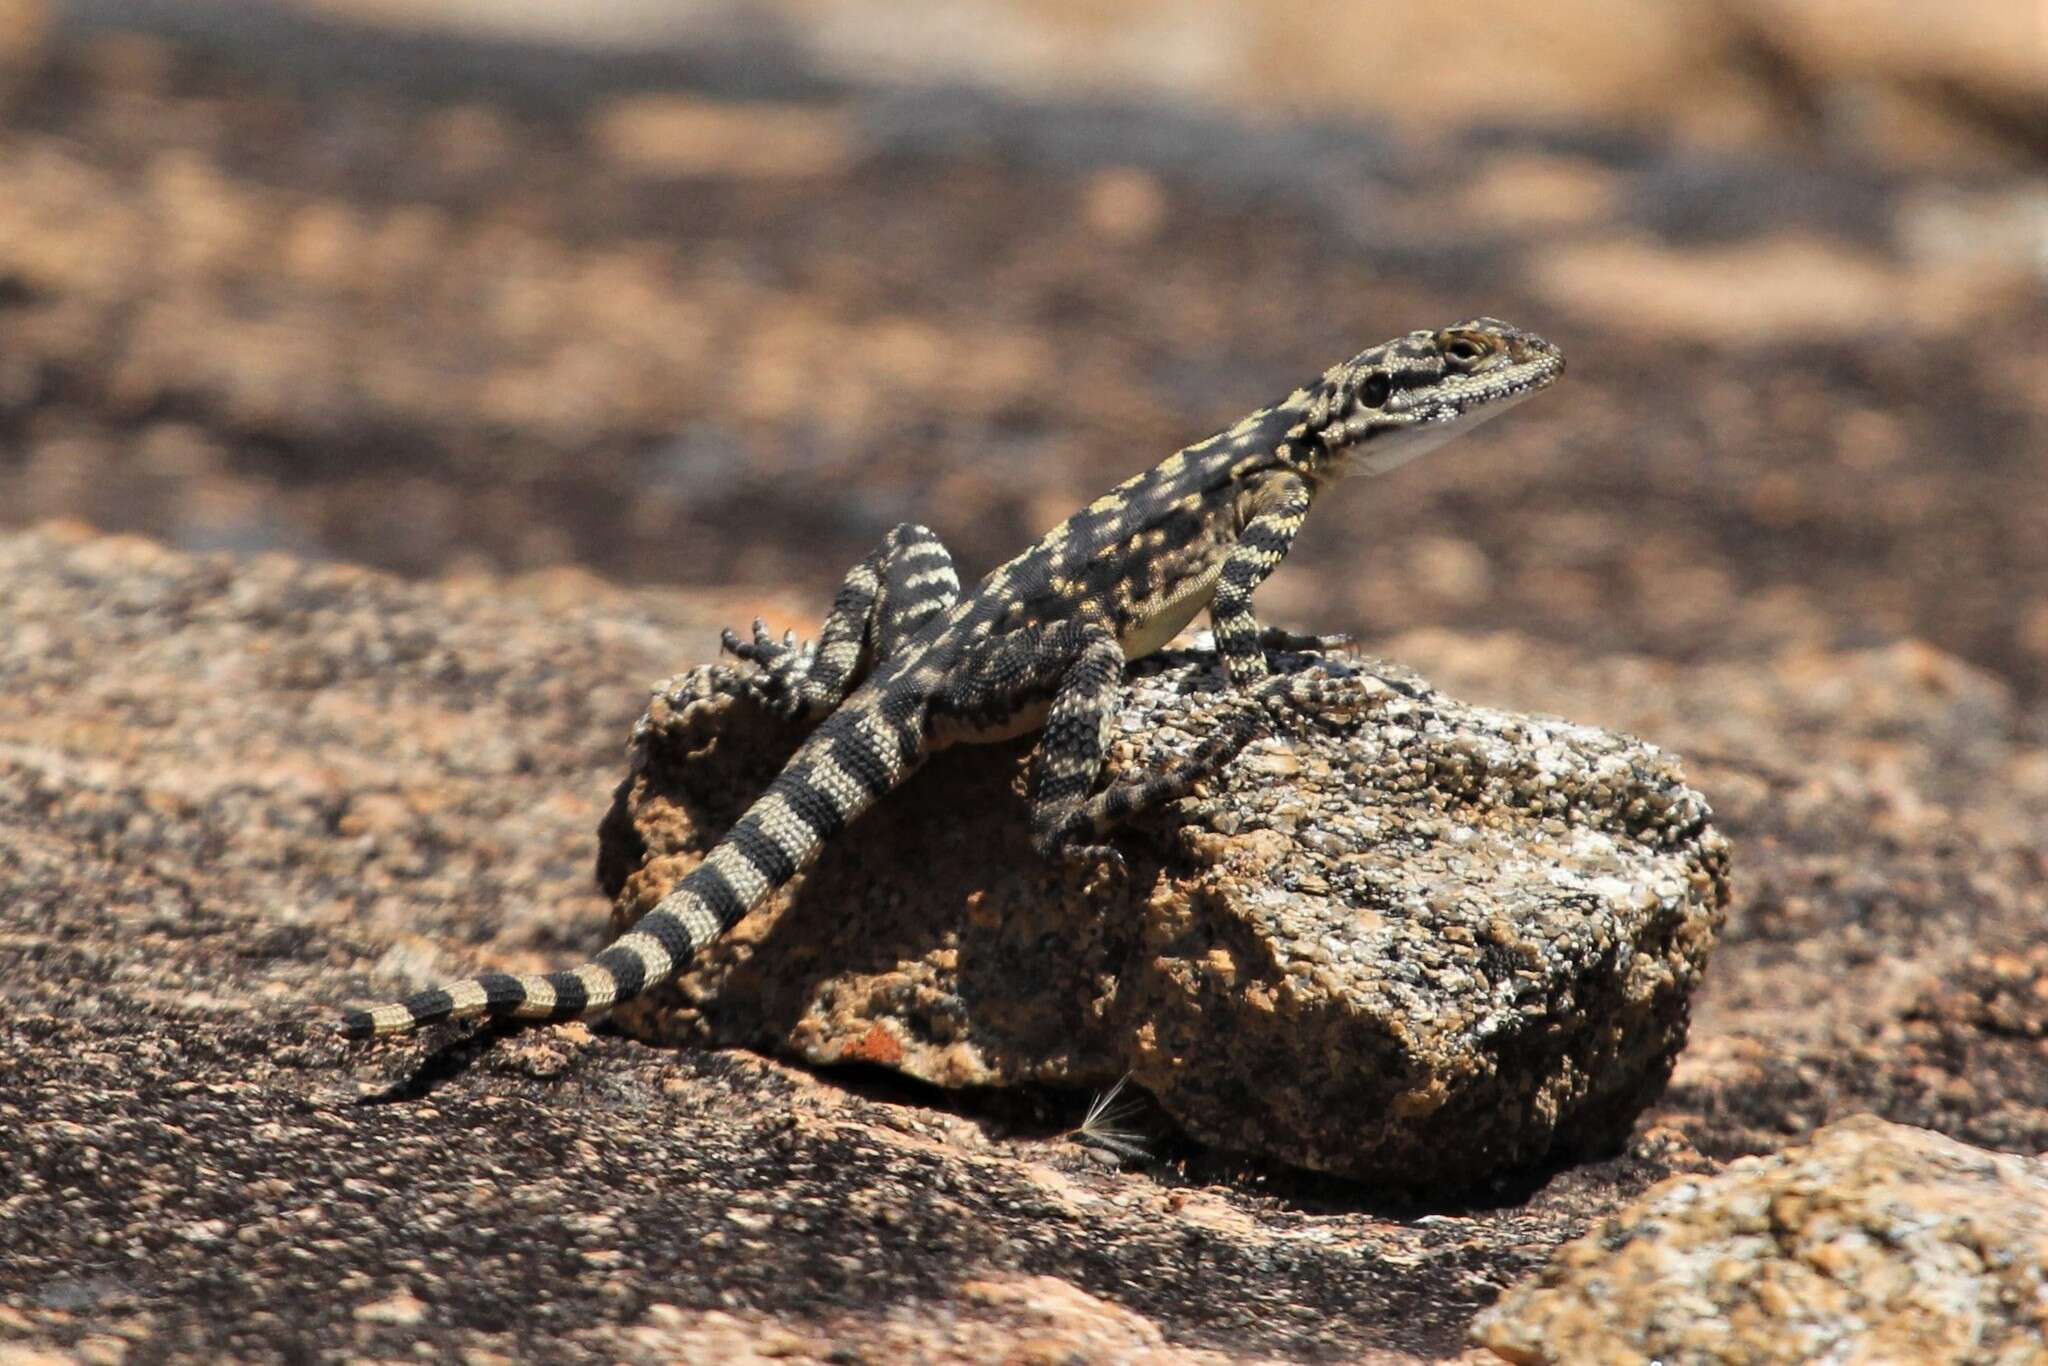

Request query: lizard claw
[
  {"left": 1035, "top": 819, "right": 1130, "bottom": 883},
  {"left": 1062, "top": 841, "right": 1129, "bottom": 883}
]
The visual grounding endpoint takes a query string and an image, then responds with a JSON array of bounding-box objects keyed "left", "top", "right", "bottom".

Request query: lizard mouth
[
  {"left": 1436, "top": 342, "right": 1565, "bottom": 417},
  {"left": 1425, "top": 348, "right": 1564, "bottom": 421},
  {"left": 1428, "top": 364, "right": 1561, "bottom": 420},
  {"left": 1338, "top": 337, "right": 1563, "bottom": 477}
]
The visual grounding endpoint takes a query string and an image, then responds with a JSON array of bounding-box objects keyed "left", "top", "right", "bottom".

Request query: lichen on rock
[{"left": 600, "top": 639, "right": 1730, "bottom": 1188}]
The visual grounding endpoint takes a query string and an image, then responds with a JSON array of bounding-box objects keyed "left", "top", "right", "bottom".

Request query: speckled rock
[
  {"left": 1472, "top": 1115, "right": 2048, "bottom": 1365},
  {"left": 602, "top": 639, "right": 1731, "bottom": 1187},
  {"left": 6, "top": 518, "right": 2045, "bottom": 1362},
  {"left": 1, "top": 5, "right": 2044, "bottom": 1357}
]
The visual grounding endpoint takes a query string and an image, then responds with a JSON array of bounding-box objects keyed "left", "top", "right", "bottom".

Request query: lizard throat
[{"left": 1338, "top": 384, "right": 1542, "bottom": 479}]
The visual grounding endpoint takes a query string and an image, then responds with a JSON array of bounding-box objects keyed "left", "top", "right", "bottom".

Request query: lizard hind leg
[
  {"left": 1045, "top": 704, "right": 1265, "bottom": 855},
  {"left": 1042, "top": 667, "right": 1377, "bottom": 854},
  {"left": 1029, "top": 648, "right": 1382, "bottom": 864},
  {"left": 1021, "top": 624, "right": 1133, "bottom": 875},
  {"left": 715, "top": 523, "right": 960, "bottom": 720},
  {"left": 871, "top": 522, "right": 961, "bottom": 652}
]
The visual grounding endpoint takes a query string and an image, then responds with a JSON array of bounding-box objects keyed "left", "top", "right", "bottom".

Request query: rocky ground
[
  {"left": 1475, "top": 1116, "right": 2048, "bottom": 1363},
  {"left": 1, "top": 3, "right": 2045, "bottom": 1363}
]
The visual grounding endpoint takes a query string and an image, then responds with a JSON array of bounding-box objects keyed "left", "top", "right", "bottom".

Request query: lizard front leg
[
  {"left": 1210, "top": 472, "right": 1374, "bottom": 727},
  {"left": 1208, "top": 472, "right": 1311, "bottom": 686},
  {"left": 718, "top": 523, "right": 960, "bottom": 720}
]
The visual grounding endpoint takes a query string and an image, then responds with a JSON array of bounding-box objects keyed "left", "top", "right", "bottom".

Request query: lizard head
[{"left": 1297, "top": 318, "right": 1564, "bottom": 480}]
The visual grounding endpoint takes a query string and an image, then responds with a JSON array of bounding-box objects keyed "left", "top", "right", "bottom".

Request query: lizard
[{"left": 338, "top": 317, "right": 1564, "bottom": 1040}]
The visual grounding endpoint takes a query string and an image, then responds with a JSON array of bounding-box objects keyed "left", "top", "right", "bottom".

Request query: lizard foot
[{"left": 1254, "top": 670, "right": 1382, "bottom": 733}]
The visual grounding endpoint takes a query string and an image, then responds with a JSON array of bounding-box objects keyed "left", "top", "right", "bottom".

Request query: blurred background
[{"left": 0, "top": 0, "right": 2042, "bottom": 701}]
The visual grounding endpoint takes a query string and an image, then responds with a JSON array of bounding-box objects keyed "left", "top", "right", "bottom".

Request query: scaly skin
[{"left": 339, "top": 318, "right": 1564, "bottom": 1039}]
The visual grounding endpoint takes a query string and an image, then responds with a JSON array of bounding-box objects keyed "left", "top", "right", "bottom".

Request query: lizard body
[{"left": 339, "top": 318, "right": 1563, "bottom": 1040}]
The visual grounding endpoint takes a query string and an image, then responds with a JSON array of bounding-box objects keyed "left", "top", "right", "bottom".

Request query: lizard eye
[
  {"left": 1442, "top": 338, "right": 1486, "bottom": 364},
  {"left": 1358, "top": 372, "right": 1392, "bottom": 408}
]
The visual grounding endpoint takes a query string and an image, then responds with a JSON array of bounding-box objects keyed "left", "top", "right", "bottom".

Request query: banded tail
[{"left": 337, "top": 705, "right": 922, "bottom": 1040}]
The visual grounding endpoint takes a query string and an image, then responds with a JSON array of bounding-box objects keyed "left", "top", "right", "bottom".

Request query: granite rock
[
  {"left": 4, "top": 524, "right": 2045, "bottom": 1362},
  {"left": 602, "top": 641, "right": 1731, "bottom": 1187},
  {"left": 0, "top": 8, "right": 2044, "bottom": 1358},
  {"left": 1472, "top": 1114, "right": 2048, "bottom": 1365}
]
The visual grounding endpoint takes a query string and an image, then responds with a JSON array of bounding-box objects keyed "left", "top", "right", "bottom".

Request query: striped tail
[{"left": 337, "top": 706, "right": 920, "bottom": 1040}]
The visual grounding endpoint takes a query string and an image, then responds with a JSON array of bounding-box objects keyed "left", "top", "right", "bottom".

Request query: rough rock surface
[
  {"left": 1473, "top": 1115, "right": 2048, "bottom": 1364},
  {"left": 2, "top": 6, "right": 2045, "bottom": 1361},
  {"left": 0, "top": 525, "right": 1698, "bottom": 1363},
  {"left": 3, "top": 525, "right": 2046, "bottom": 1364},
  {"left": 604, "top": 646, "right": 1729, "bottom": 1187}
]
